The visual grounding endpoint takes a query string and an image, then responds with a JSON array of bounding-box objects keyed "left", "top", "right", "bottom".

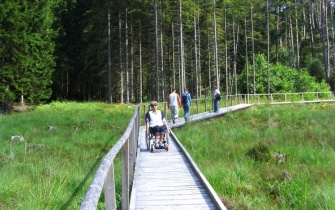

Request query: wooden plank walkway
[{"left": 130, "top": 104, "right": 252, "bottom": 210}]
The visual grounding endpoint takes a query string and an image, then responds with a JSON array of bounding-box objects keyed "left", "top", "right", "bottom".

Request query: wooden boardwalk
[{"left": 130, "top": 104, "right": 252, "bottom": 210}]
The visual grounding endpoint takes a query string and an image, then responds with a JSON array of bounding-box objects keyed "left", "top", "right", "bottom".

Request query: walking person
[
  {"left": 167, "top": 88, "right": 182, "bottom": 124},
  {"left": 181, "top": 88, "right": 192, "bottom": 121},
  {"left": 213, "top": 86, "right": 221, "bottom": 113}
]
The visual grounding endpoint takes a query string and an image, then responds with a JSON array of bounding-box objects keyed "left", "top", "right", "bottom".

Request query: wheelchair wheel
[
  {"left": 164, "top": 133, "right": 169, "bottom": 151},
  {"left": 146, "top": 134, "right": 150, "bottom": 150}
]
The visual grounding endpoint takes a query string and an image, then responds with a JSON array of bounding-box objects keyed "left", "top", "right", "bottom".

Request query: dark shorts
[{"left": 150, "top": 125, "right": 165, "bottom": 135}]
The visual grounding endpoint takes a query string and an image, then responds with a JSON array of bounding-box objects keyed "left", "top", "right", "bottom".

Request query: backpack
[
  {"left": 215, "top": 94, "right": 221, "bottom": 100},
  {"left": 181, "top": 94, "right": 188, "bottom": 104}
]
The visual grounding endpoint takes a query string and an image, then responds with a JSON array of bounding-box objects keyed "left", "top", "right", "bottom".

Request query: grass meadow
[
  {"left": 1, "top": 102, "right": 335, "bottom": 209},
  {"left": 0, "top": 102, "right": 134, "bottom": 210},
  {"left": 174, "top": 103, "right": 335, "bottom": 209}
]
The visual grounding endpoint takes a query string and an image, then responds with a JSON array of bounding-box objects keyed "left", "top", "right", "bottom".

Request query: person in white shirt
[
  {"left": 167, "top": 88, "right": 182, "bottom": 124},
  {"left": 145, "top": 101, "right": 170, "bottom": 146}
]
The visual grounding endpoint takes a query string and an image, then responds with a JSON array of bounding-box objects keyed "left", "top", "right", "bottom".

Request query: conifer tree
[{"left": 0, "top": 0, "right": 57, "bottom": 104}]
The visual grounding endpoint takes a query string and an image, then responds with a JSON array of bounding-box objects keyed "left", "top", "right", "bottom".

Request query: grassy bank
[
  {"left": 0, "top": 102, "right": 135, "bottom": 209},
  {"left": 174, "top": 103, "right": 335, "bottom": 209},
  {"left": 2, "top": 102, "right": 335, "bottom": 209}
]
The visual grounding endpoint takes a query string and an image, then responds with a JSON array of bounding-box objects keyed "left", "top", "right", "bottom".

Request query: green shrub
[{"left": 246, "top": 142, "right": 271, "bottom": 162}]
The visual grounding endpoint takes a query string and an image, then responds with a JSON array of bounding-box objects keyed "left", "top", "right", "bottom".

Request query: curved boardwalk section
[{"left": 130, "top": 104, "right": 251, "bottom": 210}]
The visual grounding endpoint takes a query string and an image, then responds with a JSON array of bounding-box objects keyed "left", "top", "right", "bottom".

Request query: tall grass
[
  {"left": 174, "top": 103, "right": 335, "bottom": 209},
  {"left": 0, "top": 102, "right": 134, "bottom": 209},
  {"left": 2, "top": 101, "right": 335, "bottom": 209}
]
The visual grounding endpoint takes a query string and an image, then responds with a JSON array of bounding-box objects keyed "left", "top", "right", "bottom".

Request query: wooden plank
[
  {"left": 130, "top": 106, "right": 253, "bottom": 210},
  {"left": 135, "top": 199, "right": 214, "bottom": 205},
  {"left": 136, "top": 194, "right": 214, "bottom": 201},
  {"left": 135, "top": 189, "right": 208, "bottom": 196},
  {"left": 131, "top": 127, "right": 221, "bottom": 210},
  {"left": 135, "top": 200, "right": 216, "bottom": 210},
  {"left": 135, "top": 204, "right": 216, "bottom": 210}
]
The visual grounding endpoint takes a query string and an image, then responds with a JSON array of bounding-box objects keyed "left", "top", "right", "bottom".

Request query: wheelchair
[{"left": 146, "top": 127, "right": 169, "bottom": 152}]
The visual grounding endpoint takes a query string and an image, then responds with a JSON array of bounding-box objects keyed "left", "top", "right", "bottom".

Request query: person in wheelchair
[{"left": 145, "top": 101, "right": 170, "bottom": 148}]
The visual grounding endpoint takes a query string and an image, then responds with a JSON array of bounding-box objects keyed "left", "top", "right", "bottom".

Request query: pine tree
[{"left": 0, "top": 0, "right": 57, "bottom": 104}]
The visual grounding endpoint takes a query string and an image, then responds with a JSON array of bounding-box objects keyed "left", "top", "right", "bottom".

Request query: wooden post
[
  {"left": 122, "top": 139, "right": 129, "bottom": 210},
  {"left": 129, "top": 130, "right": 135, "bottom": 184},
  {"left": 104, "top": 163, "right": 116, "bottom": 210}
]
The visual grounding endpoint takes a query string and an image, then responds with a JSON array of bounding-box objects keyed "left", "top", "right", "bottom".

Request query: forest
[{"left": 0, "top": 0, "right": 334, "bottom": 106}]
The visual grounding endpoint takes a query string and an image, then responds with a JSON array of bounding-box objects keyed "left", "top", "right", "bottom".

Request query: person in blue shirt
[
  {"left": 181, "top": 88, "right": 192, "bottom": 121},
  {"left": 213, "top": 86, "right": 221, "bottom": 113}
]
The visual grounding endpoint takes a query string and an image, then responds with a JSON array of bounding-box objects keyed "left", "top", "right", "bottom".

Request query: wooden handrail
[
  {"left": 80, "top": 106, "right": 140, "bottom": 210},
  {"left": 226, "top": 92, "right": 335, "bottom": 105},
  {"left": 80, "top": 91, "right": 335, "bottom": 209}
]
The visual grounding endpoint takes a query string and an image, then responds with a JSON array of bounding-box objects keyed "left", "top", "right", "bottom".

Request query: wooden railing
[
  {"left": 225, "top": 91, "right": 335, "bottom": 106},
  {"left": 158, "top": 92, "right": 335, "bottom": 121},
  {"left": 80, "top": 91, "right": 335, "bottom": 209},
  {"left": 80, "top": 106, "right": 140, "bottom": 210}
]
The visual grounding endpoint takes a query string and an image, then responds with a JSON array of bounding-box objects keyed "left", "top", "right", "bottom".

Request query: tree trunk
[
  {"left": 179, "top": 0, "right": 185, "bottom": 90},
  {"left": 224, "top": 5, "right": 228, "bottom": 97},
  {"left": 139, "top": 23, "right": 143, "bottom": 103},
  {"left": 207, "top": 26, "right": 212, "bottom": 92},
  {"left": 245, "top": 15, "right": 249, "bottom": 95},
  {"left": 331, "top": 1, "right": 335, "bottom": 90},
  {"left": 295, "top": 0, "right": 300, "bottom": 72},
  {"left": 267, "top": 0, "right": 270, "bottom": 94},
  {"left": 172, "top": 23, "right": 176, "bottom": 89},
  {"left": 130, "top": 23, "right": 134, "bottom": 103},
  {"left": 302, "top": 2, "right": 306, "bottom": 38},
  {"left": 213, "top": 0, "right": 219, "bottom": 88},
  {"left": 119, "top": 9, "right": 124, "bottom": 103},
  {"left": 251, "top": 3, "right": 256, "bottom": 94},
  {"left": 321, "top": 0, "right": 329, "bottom": 79},
  {"left": 154, "top": 0, "right": 159, "bottom": 101},
  {"left": 325, "top": 0, "right": 330, "bottom": 80},
  {"left": 107, "top": 4, "right": 112, "bottom": 103},
  {"left": 309, "top": 3, "right": 315, "bottom": 57},
  {"left": 160, "top": 0, "right": 165, "bottom": 101},
  {"left": 194, "top": 11, "right": 199, "bottom": 99},
  {"left": 125, "top": 7, "right": 129, "bottom": 104},
  {"left": 289, "top": 12, "right": 294, "bottom": 68},
  {"left": 197, "top": 12, "right": 202, "bottom": 97},
  {"left": 233, "top": 17, "right": 239, "bottom": 95},
  {"left": 276, "top": 0, "right": 280, "bottom": 62}
]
